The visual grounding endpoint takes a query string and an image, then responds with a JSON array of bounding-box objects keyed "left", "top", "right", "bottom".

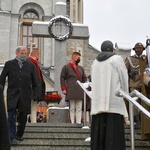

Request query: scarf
[
  {"left": 29, "top": 57, "right": 42, "bottom": 79},
  {"left": 16, "top": 57, "right": 26, "bottom": 69},
  {"left": 68, "top": 62, "right": 81, "bottom": 80}
]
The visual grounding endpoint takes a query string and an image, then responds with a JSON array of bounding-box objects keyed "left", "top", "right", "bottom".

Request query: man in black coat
[
  {"left": 29, "top": 50, "right": 46, "bottom": 123},
  {"left": 0, "top": 46, "right": 39, "bottom": 144},
  {"left": 0, "top": 85, "right": 10, "bottom": 149}
]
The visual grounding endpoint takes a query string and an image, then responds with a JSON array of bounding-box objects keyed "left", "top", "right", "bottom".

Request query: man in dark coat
[
  {"left": 0, "top": 46, "right": 39, "bottom": 144},
  {"left": 28, "top": 50, "right": 46, "bottom": 123},
  {"left": 0, "top": 85, "right": 10, "bottom": 149},
  {"left": 60, "top": 52, "right": 87, "bottom": 124}
]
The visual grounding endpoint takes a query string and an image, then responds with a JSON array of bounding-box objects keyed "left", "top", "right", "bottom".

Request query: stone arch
[{"left": 19, "top": 2, "right": 44, "bottom": 20}]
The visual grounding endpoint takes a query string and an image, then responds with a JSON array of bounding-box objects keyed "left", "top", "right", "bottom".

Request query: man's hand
[{"left": 62, "top": 90, "right": 67, "bottom": 95}]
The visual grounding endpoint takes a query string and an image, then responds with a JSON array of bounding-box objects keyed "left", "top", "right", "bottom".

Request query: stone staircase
[
  {"left": 125, "top": 125, "right": 150, "bottom": 150},
  {"left": 11, "top": 123, "right": 90, "bottom": 150},
  {"left": 11, "top": 123, "right": 150, "bottom": 150}
]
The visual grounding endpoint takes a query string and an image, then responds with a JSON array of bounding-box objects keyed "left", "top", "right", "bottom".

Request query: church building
[
  {"left": 0, "top": 0, "right": 97, "bottom": 91},
  {"left": 0, "top": 0, "right": 129, "bottom": 92}
]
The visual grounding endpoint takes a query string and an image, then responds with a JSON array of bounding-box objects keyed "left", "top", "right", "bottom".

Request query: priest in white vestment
[{"left": 90, "top": 40, "right": 129, "bottom": 150}]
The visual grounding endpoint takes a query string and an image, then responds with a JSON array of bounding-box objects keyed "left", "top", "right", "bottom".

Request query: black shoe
[
  {"left": 11, "top": 139, "right": 17, "bottom": 145},
  {"left": 16, "top": 136, "right": 24, "bottom": 141},
  {"left": 134, "top": 115, "right": 141, "bottom": 129}
]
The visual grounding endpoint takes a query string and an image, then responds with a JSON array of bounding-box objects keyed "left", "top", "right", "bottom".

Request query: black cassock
[{"left": 91, "top": 113, "right": 126, "bottom": 150}]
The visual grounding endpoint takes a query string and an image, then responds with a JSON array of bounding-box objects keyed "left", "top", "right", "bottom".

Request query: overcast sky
[{"left": 83, "top": 0, "right": 150, "bottom": 50}]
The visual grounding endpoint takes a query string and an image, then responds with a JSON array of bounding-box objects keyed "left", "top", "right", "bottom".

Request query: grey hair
[{"left": 16, "top": 46, "right": 27, "bottom": 53}]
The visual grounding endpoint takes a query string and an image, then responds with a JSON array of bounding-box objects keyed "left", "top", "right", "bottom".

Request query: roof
[{"left": 115, "top": 42, "right": 131, "bottom": 51}]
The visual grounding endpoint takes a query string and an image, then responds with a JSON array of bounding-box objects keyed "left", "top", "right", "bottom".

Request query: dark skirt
[{"left": 91, "top": 113, "right": 126, "bottom": 150}]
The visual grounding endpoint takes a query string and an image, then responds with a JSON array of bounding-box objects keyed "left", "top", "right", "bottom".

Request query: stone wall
[
  {"left": 83, "top": 44, "right": 99, "bottom": 76},
  {"left": 66, "top": 39, "right": 98, "bottom": 76},
  {"left": 0, "top": 0, "right": 131, "bottom": 91}
]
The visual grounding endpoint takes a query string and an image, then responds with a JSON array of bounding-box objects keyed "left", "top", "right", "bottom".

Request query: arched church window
[
  {"left": 23, "top": 11, "right": 39, "bottom": 19},
  {"left": 21, "top": 11, "right": 40, "bottom": 56}
]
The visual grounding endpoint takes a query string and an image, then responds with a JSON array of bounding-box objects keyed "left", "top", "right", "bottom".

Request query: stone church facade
[
  {"left": 0, "top": 0, "right": 96, "bottom": 91},
  {"left": 0, "top": 0, "right": 131, "bottom": 91}
]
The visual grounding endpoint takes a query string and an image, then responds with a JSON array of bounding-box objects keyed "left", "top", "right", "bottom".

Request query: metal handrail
[
  {"left": 116, "top": 89, "right": 150, "bottom": 119},
  {"left": 116, "top": 89, "right": 150, "bottom": 150},
  {"left": 77, "top": 81, "right": 150, "bottom": 150},
  {"left": 77, "top": 80, "right": 91, "bottom": 127},
  {"left": 130, "top": 90, "right": 150, "bottom": 106}
]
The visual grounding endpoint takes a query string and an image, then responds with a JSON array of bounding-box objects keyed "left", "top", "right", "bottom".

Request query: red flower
[{"left": 44, "top": 93, "right": 62, "bottom": 101}]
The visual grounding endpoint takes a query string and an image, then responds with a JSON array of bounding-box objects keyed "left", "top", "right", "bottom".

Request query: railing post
[
  {"left": 129, "top": 102, "right": 135, "bottom": 150},
  {"left": 76, "top": 80, "right": 91, "bottom": 127},
  {"left": 83, "top": 92, "right": 87, "bottom": 126}
]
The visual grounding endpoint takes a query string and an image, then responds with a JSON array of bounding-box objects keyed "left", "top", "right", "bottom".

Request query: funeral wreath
[{"left": 48, "top": 15, "right": 73, "bottom": 41}]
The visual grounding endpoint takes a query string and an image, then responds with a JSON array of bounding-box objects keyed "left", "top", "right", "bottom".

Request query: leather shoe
[
  {"left": 11, "top": 139, "right": 17, "bottom": 145},
  {"left": 16, "top": 136, "right": 24, "bottom": 141}
]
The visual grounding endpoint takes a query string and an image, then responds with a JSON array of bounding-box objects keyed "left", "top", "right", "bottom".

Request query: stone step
[
  {"left": 11, "top": 146, "right": 90, "bottom": 150},
  {"left": 23, "top": 132, "right": 90, "bottom": 139},
  {"left": 10, "top": 139, "right": 90, "bottom": 147},
  {"left": 126, "top": 148, "right": 150, "bottom": 150},
  {"left": 10, "top": 123, "right": 150, "bottom": 150},
  {"left": 11, "top": 144, "right": 150, "bottom": 150},
  {"left": 11, "top": 146, "right": 150, "bottom": 150},
  {"left": 126, "top": 140, "right": 150, "bottom": 147},
  {"left": 25, "top": 123, "right": 82, "bottom": 127},
  {"left": 25, "top": 127, "right": 90, "bottom": 133},
  {"left": 23, "top": 129, "right": 141, "bottom": 140}
]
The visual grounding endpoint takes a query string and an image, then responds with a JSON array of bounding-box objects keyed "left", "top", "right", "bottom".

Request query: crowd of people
[
  {"left": 0, "top": 41, "right": 150, "bottom": 149},
  {"left": 60, "top": 41, "right": 150, "bottom": 150}
]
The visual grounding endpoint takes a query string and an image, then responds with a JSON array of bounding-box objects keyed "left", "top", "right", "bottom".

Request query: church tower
[{"left": 67, "top": 0, "right": 83, "bottom": 23}]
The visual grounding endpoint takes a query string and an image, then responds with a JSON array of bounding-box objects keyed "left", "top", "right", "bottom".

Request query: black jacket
[{"left": 0, "top": 59, "right": 39, "bottom": 114}]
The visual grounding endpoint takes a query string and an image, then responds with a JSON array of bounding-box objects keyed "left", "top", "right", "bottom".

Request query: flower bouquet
[{"left": 44, "top": 91, "right": 62, "bottom": 104}]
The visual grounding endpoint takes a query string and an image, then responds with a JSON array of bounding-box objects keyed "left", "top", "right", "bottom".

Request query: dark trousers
[
  {"left": 8, "top": 109, "right": 27, "bottom": 140},
  {"left": 91, "top": 113, "right": 126, "bottom": 150}
]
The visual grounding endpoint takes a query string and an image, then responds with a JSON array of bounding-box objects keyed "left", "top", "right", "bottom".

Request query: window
[
  {"left": 21, "top": 11, "right": 40, "bottom": 56},
  {"left": 66, "top": 0, "right": 70, "bottom": 17},
  {"left": 23, "top": 11, "right": 39, "bottom": 19}
]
